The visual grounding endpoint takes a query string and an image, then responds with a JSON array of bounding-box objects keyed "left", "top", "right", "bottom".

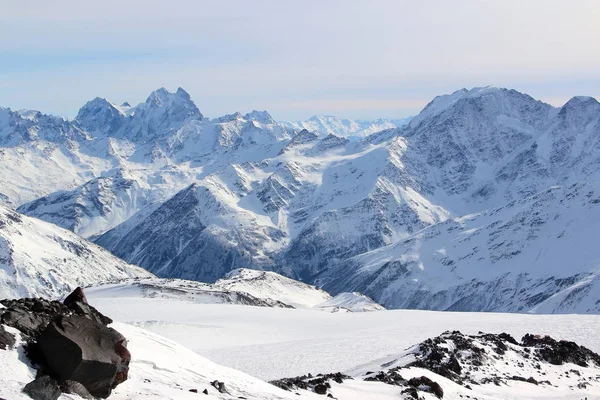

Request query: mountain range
[
  {"left": 2, "top": 86, "right": 600, "bottom": 313},
  {"left": 280, "top": 115, "right": 411, "bottom": 139}
]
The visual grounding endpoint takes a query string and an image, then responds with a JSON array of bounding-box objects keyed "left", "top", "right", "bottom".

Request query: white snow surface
[
  {"left": 65, "top": 296, "right": 600, "bottom": 399},
  {"left": 87, "top": 296, "right": 600, "bottom": 381},
  {"left": 85, "top": 269, "right": 384, "bottom": 311}
]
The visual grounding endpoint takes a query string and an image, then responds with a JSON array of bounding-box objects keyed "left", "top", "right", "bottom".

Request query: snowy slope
[
  {"left": 16, "top": 169, "right": 159, "bottom": 237},
  {"left": 214, "top": 268, "right": 331, "bottom": 308},
  {"left": 314, "top": 292, "right": 385, "bottom": 312},
  {"left": 85, "top": 278, "right": 294, "bottom": 308},
  {"left": 95, "top": 183, "right": 286, "bottom": 282},
  {"left": 88, "top": 297, "right": 600, "bottom": 386},
  {"left": 4, "top": 302, "right": 600, "bottom": 400},
  {"left": 85, "top": 270, "right": 383, "bottom": 312},
  {"left": 321, "top": 183, "right": 600, "bottom": 313},
  {"left": 0, "top": 322, "right": 323, "bottom": 400},
  {"left": 0, "top": 205, "right": 152, "bottom": 299}
]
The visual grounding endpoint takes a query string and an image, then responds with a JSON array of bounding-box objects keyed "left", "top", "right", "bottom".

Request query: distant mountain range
[
  {"left": 280, "top": 115, "right": 411, "bottom": 139},
  {"left": 2, "top": 86, "right": 600, "bottom": 313}
]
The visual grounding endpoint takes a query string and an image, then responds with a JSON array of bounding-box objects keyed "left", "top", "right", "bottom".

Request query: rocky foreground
[
  {"left": 273, "top": 330, "right": 600, "bottom": 399},
  {"left": 2, "top": 288, "right": 600, "bottom": 400},
  {"left": 0, "top": 288, "right": 130, "bottom": 399}
]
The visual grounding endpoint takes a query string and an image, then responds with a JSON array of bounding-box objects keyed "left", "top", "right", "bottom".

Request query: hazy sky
[{"left": 1, "top": 1, "right": 599, "bottom": 120}]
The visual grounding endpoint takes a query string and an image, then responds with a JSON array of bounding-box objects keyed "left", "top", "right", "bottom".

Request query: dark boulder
[
  {"left": 521, "top": 334, "right": 600, "bottom": 367},
  {"left": 37, "top": 314, "right": 129, "bottom": 398},
  {"left": 407, "top": 376, "right": 443, "bottom": 398},
  {"left": 63, "top": 287, "right": 112, "bottom": 326},
  {"left": 22, "top": 375, "right": 61, "bottom": 400},
  {"left": 1, "top": 309, "right": 47, "bottom": 337},
  {"left": 211, "top": 380, "right": 227, "bottom": 394},
  {"left": 314, "top": 383, "right": 328, "bottom": 394},
  {"left": 0, "top": 324, "right": 15, "bottom": 349},
  {"left": 59, "top": 380, "right": 94, "bottom": 399}
]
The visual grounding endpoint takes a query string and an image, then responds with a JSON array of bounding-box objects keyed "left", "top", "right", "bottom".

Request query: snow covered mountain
[
  {"left": 0, "top": 205, "right": 152, "bottom": 299},
  {"left": 85, "top": 268, "right": 384, "bottom": 311},
  {"left": 320, "top": 183, "right": 600, "bottom": 313},
  {"left": 214, "top": 268, "right": 332, "bottom": 308},
  {"left": 313, "top": 292, "right": 385, "bottom": 312},
  {"left": 3, "top": 86, "right": 600, "bottom": 313},
  {"left": 85, "top": 278, "right": 294, "bottom": 308},
  {"left": 281, "top": 115, "right": 411, "bottom": 139}
]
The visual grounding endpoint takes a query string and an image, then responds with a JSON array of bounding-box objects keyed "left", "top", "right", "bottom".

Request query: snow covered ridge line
[
  {"left": 321, "top": 182, "right": 600, "bottom": 313},
  {"left": 280, "top": 115, "right": 412, "bottom": 139},
  {"left": 272, "top": 330, "right": 600, "bottom": 399},
  {"left": 85, "top": 270, "right": 386, "bottom": 312},
  {"left": 0, "top": 204, "right": 153, "bottom": 300}
]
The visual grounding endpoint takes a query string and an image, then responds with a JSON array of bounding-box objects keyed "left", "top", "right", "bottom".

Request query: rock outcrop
[
  {"left": 0, "top": 287, "right": 130, "bottom": 399},
  {"left": 273, "top": 331, "right": 600, "bottom": 399}
]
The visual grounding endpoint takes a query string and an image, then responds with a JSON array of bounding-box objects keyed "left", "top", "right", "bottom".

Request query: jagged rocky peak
[
  {"left": 113, "top": 87, "right": 203, "bottom": 142},
  {"left": 293, "top": 129, "right": 318, "bottom": 142},
  {"left": 214, "top": 112, "right": 244, "bottom": 123},
  {"left": 311, "top": 132, "right": 349, "bottom": 153},
  {"left": 557, "top": 95, "right": 600, "bottom": 123},
  {"left": 245, "top": 110, "right": 275, "bottom": 124},
  {"left": 75, "top": 97, "right": 126, "bottom": 135},
  {"left": 144, "top": 86, "right": 198, "bottom": 113}
]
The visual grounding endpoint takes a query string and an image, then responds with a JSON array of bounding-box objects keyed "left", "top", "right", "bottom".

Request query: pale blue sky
[{"left": 1, "top": 0, "right": 599, "bottom": 120}]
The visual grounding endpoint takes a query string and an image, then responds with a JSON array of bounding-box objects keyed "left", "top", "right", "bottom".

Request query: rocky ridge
[{"left": 272, "top": 331, "right": 600, "bottom": 399}]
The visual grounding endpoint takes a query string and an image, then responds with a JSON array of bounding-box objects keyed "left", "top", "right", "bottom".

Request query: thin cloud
[{"left": 0, "top": 1, "right": 599, "bottom": 119}]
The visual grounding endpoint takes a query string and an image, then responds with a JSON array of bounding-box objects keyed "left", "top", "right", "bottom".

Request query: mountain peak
[
  {"left": 76, "top": 97, "right": 125, "bottom": 135},
  {"left": 562, "top": 95, "right": 599, "bottom": 108},
  {"left": 409, "top": 86, "right": 548, "bottom": 129},
  {"left": 175, "top": 87, "right": 191, "bottom": 100},
  {"left": 140, "top": 87, "right": 203, "bottom": 127},
  {"left": 245, "top": 110, "right": 275, "bottom": 124}
]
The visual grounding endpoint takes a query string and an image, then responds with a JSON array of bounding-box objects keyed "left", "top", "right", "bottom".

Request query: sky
[{"left": 1, "top": 0, "right": 599, "bottom": 120}]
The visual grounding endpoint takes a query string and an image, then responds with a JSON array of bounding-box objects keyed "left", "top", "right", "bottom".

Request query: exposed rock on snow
[
  {"left": 0, "top": 292, "right": 327, "bottom": 400},
  {"left": 275, "top": 330, "right": 600, "bottom": 399}
]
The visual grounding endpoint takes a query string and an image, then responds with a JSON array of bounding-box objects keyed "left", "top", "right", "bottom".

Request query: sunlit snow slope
[{"left": 0, "top": 205, "right": 152, "bottom": 299}]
